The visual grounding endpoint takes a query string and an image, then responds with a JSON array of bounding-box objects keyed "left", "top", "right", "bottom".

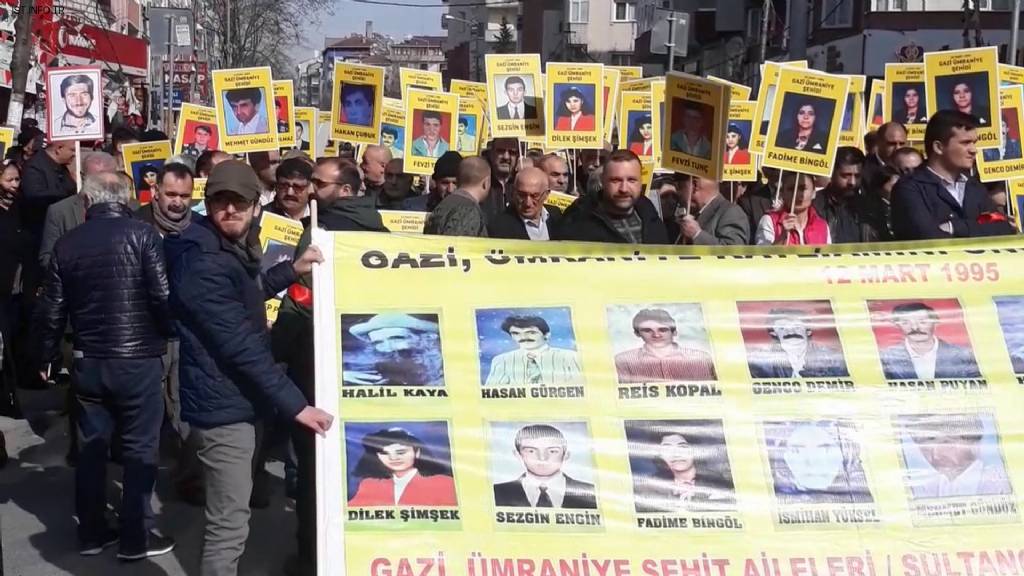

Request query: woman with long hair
[
  {"left": 632, "top": 423, "right": 735, "bottom": 513},
  {"left": 952, "top": 81, "right": 987, "bottom": 124},
  {"left": 895, "top": 86, "right": 927, "bottom": 124},
  {"left": 755, "top": 172, "right": 831, "bottom": 246},
  {"left": 554, "top": 87, "right": 596, "bottom": 132},
  {"left": 628, "top": 113, "right": 654, "bottom": 157},
  {"left": 723, "top": 123, "right": 751, "bottom": 165},
  {"left": 776, "top": 103, "right": 827, "bottom": 153},
  {"left": 137, "top": 163, "right": 159, "bottom": 205},
  {"left": 767, "top": 421, "right": 873, "bottom": 505},
  {"left": 348, "top": 427, "right": 458, "bottom": 507}
]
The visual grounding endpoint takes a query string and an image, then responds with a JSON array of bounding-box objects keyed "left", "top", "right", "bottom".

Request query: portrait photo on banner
[
  {"left": 994, "top": 296, "right": 1024, "bottom": 375},
  {"left": 892, "top": 413, "right": 1013, "bottom": 501},
  {"left": 475, "top": 307, "right": 583, "bottom": 387},
  {"left": 260, "top": 239, "right": 293, "bottom": 274},
  {"left": 724, "top": 119, "right": 752, "bottom": 166},
  {"left": 935, "top": 71, "right": 992, "bottom": 125},
  {"left": 46, "top": 67, "right": 104, "bottom": 141},
  {"left": 606, "top": 304, "right": 717, "bottom": 384},
  {"left": 668, "top": 98, "right": 715, "bottom": 160},
  {"left": 890, "top": 82, "right": 929, "bottom": 125},
  {"left": 410, "top": 109, "right": 452, "bottom": 159},
  {"left": 488, "top": 420, "right": 598, "bottom": 510},
  {"left": 762, "top": 420, "right": 874, "bottom": 506},
  {"left": 982, "top": 106, "right": 1022, "bottom": 162},
  {"left": 381, "top": 122, "right": 405, "bottom": 158},
  {"left": 494, "top": 74, "right": 539, "bottom": 120},
  {"left": 626, "top": 110, "right": 655, "bottom": 157},
  {"left": 866, "top": 299, "right": 981, "bottom": 382},
  {"left": 339, "top": 312, "right": 445, "bottom": 387},
  {"left": 551, "top": 83, "right": 597, "bottom": 132},
  {"left": 841, "top": 93, "right": 855, "bottom": 132},
  {"left": 294, "top": 119, "right": 311, "bottom": 151},
  {"left": 222, "top": 86, "right": 271, "bottom": 137},
  {"left": 456, "top": 114, "right": 478, "bottom": 153},
  {"left": 623, "top": 419, "right": 736, "bottom": 513},
  {"left": 736, "top": 300, "right": 850, "bottom": 380},
  {"left": 344, "top": 421, "right": 458, "bottom": 508},
  {"left": 180, "top": 121, "right": 218, "bottom": 156},
  {"left": 274, "top": 95, "right": 290, "bottom": 132},
  {"left": 339, "top": 81, "right": 377, "bottom": 127},
  {"left": 773, "top": 93, "right": 836, "bottom": 155},
  {"left": 129, "top": 160, "right": 164, "bottom": 204}
]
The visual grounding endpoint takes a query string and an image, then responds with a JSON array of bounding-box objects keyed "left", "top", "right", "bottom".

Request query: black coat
[
  {"left": 552, "top": 194, "right": 669, "bottom": 244},
  {"left": 0, "top": 203, "right": 28, "bottom": 299},
  {"left": 488, "top": 204, "right": 563, "bottom": 240},
  {"left": 891, "top": 167, "right": 1016, "bottom": 240},
  {"left": 493, "top": 475, "right": 597, "bottom": 509},
  {"left": 776, "top": 129, "right": 828, "bottom": 154},
  {"left": 165, "top": 214, "right": 306, "bottom": 429},
  {"left": 34, "top": 203, "right": 170, "bottom": 362},
  {"left": 20, "top": 151, "right": 76, "bottom": 296}
]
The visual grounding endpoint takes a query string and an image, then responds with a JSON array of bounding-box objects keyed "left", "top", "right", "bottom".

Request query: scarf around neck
[{"left": 151, "top": 201, "right": 192, "bottom": 235}]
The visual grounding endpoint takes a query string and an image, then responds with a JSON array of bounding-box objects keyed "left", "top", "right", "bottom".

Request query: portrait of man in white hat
[{"left": 343, "top": 313, "right": 445, "bottom": 386}]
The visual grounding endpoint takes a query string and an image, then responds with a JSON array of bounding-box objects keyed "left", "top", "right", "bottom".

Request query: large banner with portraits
[{"left": 313, "top": 232, "right": 1024, "bottom": 575}]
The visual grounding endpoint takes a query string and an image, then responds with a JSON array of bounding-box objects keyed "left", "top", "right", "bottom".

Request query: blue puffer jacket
[{"left": 164, "top": 214, "right": 307, "bottom": 429}]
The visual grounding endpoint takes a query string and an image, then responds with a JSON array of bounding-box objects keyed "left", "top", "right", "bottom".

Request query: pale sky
[{"left": 291, "top": 0, "right": 445, "bottom": 62}]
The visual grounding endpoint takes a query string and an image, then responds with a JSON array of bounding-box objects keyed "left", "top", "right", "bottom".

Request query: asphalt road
[{"left": 0, "top": 387, "right": 297, "bottom": 576}]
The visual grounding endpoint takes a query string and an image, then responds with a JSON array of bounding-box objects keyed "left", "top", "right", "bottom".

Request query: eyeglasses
[
  {"left": 311, "top": 177, "right": 343, "bottom": 189},
  {"left": 275, "top": 181, "right": 309, "bottom": 193}
]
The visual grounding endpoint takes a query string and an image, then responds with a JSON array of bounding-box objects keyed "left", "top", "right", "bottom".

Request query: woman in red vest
[
  {"left": 755, "top": 172, "right": 831, "bottom": 246},
  {"left": 348, "top": 427, "right": 458, "bottom": 507}
]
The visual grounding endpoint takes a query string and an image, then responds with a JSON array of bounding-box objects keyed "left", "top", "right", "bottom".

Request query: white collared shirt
[
  {"left": 234, "top": 112, "right": 269, "bottom": 135},
  {"left": 927, "top": 167, "right": 968, "bottom": 207},
  {"left": 917, "top": 459, "right": 985, "bottom": 498},
  {"left": 905, "top": 337, "right": 939, "bottom": 380},
  {"left": 522, "top": 472, "right": 566, "bottom": 507},
  {"left": 523, "top": 207, "right": 550, "bottom": 241},
  {"left": 507, "top": 102, "right": 525, "bottom": 119},
  {"left": 782, "top": 345, "right": 807, "bottom": 378},
  {"left": 392, "top": 469, "right": 418, "bottom": 504}
]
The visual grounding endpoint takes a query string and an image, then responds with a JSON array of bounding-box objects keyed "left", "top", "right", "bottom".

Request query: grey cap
[{"left": 205, "top": 159, "right": 261, "bottom": 201}]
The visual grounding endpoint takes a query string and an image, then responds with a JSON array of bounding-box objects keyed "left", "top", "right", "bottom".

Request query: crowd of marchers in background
[{"left": 0, "top": 107, "right": 1016, "bottom": 576}]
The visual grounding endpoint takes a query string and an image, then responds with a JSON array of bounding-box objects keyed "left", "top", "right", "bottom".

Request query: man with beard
[
  {"left": 812, "top": 147, "right": 868, "bottom": 244},
  {"left": 346, "top": 314, "right": 444, "bottom": 386},
  {"left": 879, "top": 302, "right": 980, "bottom": 380},
  {"left": 55, "top": 74, "right": 98, "bottom": 136},
  {"left": 264, "top": 158, "right": 312, "bottom": 221},
  {"left": 748, "top": 308, "right": 849, "bottom": 379},
  {"left": 485, "top": 315, "right": 582, "bottom": 386}
]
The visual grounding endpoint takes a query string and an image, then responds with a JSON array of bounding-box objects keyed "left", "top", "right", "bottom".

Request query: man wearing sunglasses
[{"left": 264, "top": 158, "right": 312, "bottom": 221}]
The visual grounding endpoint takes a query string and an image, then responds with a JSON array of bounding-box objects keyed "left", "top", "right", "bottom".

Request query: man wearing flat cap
[
  {"left": 164, "top": 159, "right": 334, "bottom": 575},
  {"left": 345, "top": 313, "right": 445, "bottom": 387}
]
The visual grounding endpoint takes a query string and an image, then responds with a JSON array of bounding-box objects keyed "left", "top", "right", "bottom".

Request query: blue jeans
[{"left": 73, "top": 355, "right": 163, "bottom": 552}]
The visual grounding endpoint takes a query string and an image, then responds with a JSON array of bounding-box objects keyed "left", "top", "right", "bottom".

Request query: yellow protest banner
[
  {"left": 839, "top": 76, "right": 866, "bottom": 148},
  {"left": 651, "top": 78, "right": 666, "bottom": 166},
  {"left": 976, "top": 85, "right": 1024, "bottom": 182},
  {"left": 317, "top": 110, "right": 333, "bottom": 158},
  {"left": 709, "top": 75, "right": 753, "bottom": 101},
  {"left": 451, "top": 79, "right": 489, "bottom": 106},
  {"left": 174, "top": 103, "right": 218, "bottom": 156},
  {"left": 753, "top": 60, "right": 807, "bottom": 153},
  {"left": 331, "top": 62, "right": 385, "bottom": 145},
  {"left": 486, "top": 54, "right": 544, "bottom": 138},
  {"left": 764, "top": 67, "right": 849, "bottom": 177},
  {"left": 212, "top": 66, "right": 277, "bottom": 154},
  {"left": 258, "top": 211, "right": 303, "bottom": 323},
  {"left": 1000, "top": 64, "right": 1024, "bottom": 86},
  {"left": 456, "top": 96, "right": 485, "bottom": 155},
  {"left": 293, "top": 106, "right": 316, "bottom": 155},
  {"left": 544, "top": 191, "right": 577, "bottom": 211},
  {"left": 619, "top": 91, "right": 654, "bottom": 159},
  {"left": 0, "top": 127, "right": 13, "bottom": 156},
  {"left": 609, "top": 65, "right": 642, "bottom": 82},
  {"left": 313, "top": 231, "right": 1024, "bottom": 575},
  {"left": 602, "top": 67, "right": 621, "bottom": 144},
  {"left": 866, "top": 81, "right": 885, "bottom": 134},
  {"left": 662, "top": 72, "right": 729, "bottom": 180},
  {"left": 379, "top": 210, "right": 428, "bottom": 233},
  {"left": 724, "top": 100, "right": 758, "bottom": 182},
  {"left": 925, "top": 46, "right": 999, "bottom": 147},
  {"left": 274, "top": 79, "right": 297, "bottom": 149},
  {"left": 380, "top": 102, "right": 406, "bottom": 159},
  {"left": 403, "top": 88, "right": 459, "bottom": 175},
  {"left": 121, "top": 140, "right": 171, "bottom": 205},
  {"left": 545, "top": 62, "right": 604, "bottom": 150},
  {"left": 191, "top": 177, "right": 207, "bottom": 201},
  {"left": 400, "top": 68, "right": 443, "bottom": 99},
  {"left": 885, "top": 63, "right": 928, "bottom": 141}
]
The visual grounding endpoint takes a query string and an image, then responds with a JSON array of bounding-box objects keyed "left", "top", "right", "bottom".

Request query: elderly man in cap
[
  {"left": 345, "top": 313, "right": 445, "bottom": 387},
  {"left": 164, "top": 159, "right": 334, "bottom": 576}
]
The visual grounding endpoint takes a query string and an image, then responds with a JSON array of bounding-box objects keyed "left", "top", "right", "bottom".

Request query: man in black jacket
[
  {"left": 33, "top": 171, "right": 175, "bottom": 561},
  {"left": 813, "top": 146, "right": 868, "bottom": 244},
  {"left": 20, "top": 140, "right": 76, "bottom": 306},
  {"left": 489, "top": 166, "right": 562, "bottom": 240},
  {"left": 892, "top": 110, "right": 1016, "bottom": 240},
  {"left": 165, "top": 160, "right": 333, "bottom": 576},
  {"left": 553, "top": 149, "right": 668, "bottom": 244},
  {"left": 272, "top": 156, "right": 387, "bottom": 576}
]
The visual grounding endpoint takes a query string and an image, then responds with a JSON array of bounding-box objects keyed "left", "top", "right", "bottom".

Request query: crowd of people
[{"left": 0, "top": 105, "right": 1018, "bottom": 575}]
